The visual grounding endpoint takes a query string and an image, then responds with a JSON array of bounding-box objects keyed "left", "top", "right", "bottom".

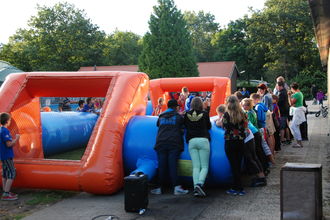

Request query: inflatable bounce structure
[{"left": 0, "top": 72, "right": 232, "bottom": 194}]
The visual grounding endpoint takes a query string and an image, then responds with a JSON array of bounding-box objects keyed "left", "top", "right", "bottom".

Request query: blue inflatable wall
[
  {"left": 123, "top": 116, "right": 232, "bottom": 186},
  {"left": 145, "top": 100, "right": 153, "bottom": 115},
  {"left": 41, "top": 112, "right": 98, "bottom": 156}
]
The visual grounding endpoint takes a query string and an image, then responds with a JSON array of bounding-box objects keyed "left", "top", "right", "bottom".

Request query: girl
[
  {"left": 222, "top": 95, "right": 248, "bottom": 195},
  {"left": 152, "top": 97, "right": 164, "bottom": 116},
  {"left": 184, "top": 97, "right": 211, "bottom": 197}
]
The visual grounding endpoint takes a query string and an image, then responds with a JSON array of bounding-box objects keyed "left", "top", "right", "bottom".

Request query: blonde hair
[
  {"left": 277, "top": 76, "right": 285, "bottom": 82},
  {"left": 241, "top": 98, "right": 253, "bottom": 110},
  {"left": 250, "top": 93, "right": 260, "bottom": 100},
  {"left": 225, "top": 95, "right": 246, "bottom": 124},
  {"left": 190, "top": 97, "right": 203, "bottom": 111}
]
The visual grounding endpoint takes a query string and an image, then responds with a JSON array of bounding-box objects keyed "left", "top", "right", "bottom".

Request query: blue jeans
[{"left": 156, "top": 147, "right": 180, "bottom": 188}]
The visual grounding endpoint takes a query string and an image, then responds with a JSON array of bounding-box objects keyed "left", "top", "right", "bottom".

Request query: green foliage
[
  {"left": 138, "top": 0, "right": 198, "bottom": 78},
  {"left": 183, "top": 11, "right": 220, "bottom": 62},
  {"left": 289, "top": 70, "right": 327, "bottom": 99},
  {"left": 103, "top": 30, "right": 142, "bottom": 65},
  {"left": 0, "top": 2, "right": 106, "bottom": 71},
  {"left": 246, "top": 0, "right": 322, "bottom": 81},
  {"left": 212, "top": 18, "right": 251, "bottom": 77}
]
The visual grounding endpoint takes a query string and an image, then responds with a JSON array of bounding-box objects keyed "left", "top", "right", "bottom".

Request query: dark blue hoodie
[{"left": 154, "top": 108, "right": 184, "bottom": 151}]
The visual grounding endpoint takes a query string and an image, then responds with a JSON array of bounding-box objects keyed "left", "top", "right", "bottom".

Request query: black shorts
[
  {"left": 280, "top": 116, "right": 288, "bottom": 129},
  {"left": 1, "top": 159, "right": 16, "bottom": 179}
]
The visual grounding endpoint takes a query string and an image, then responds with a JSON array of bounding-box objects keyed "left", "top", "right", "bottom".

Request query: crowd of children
[{"left": 152, "top": 76, "right": 308, "bottom": 197}]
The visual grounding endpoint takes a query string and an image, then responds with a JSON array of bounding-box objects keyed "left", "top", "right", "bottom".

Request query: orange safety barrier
[
  {"left": 0, "top": 71, "right": 149, "bottom": 194},
  {"left": 149, "top": 77, "right": 231, "bottom": 116}
]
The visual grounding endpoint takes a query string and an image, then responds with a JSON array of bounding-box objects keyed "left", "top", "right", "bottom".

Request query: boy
[
  {"left": 151, "top": 99, "right": 188, "bottom": 195},
  {"left": 250, "top": 93, "right": 275, "bottom": 165},
  {"left": 1, "top": 112, "right": 20, "bottom": 200}
]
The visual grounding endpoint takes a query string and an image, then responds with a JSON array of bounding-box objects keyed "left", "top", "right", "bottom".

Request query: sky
[{"left": 0, "top": 0, "right": 266, "bottom": 44}]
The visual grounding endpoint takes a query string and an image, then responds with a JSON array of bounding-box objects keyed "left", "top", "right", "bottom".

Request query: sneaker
[
  {"left": 150, "top": 187, "right": 162, "bottom": 195},
  {"left": 193, "top": 189, "right": 199, "bottom": 197},
  {"left": 238, "top": 190, "right": 246, "bottom": 196},
  {"left": 226, "top": 189, "right": 238, "bottom": 195},
  {"left": 195, "top": 184, "right": 206, "bottom": 197},
  {"left": 9, "top": 192, "right": 17, "bottom": 197},
  {"left": 251, "top": 178, "right": 267, "bottom": 187},
  {"left": 1, "top": 194, "right": 18, "bottom": 201},
  {"left": 174, "top": 185, "right": 189, "bottom": 195}
]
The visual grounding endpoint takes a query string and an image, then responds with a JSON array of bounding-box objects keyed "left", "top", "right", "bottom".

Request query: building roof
[
  {"left": 0, "top": 60, "right": 23, "bottom": 82},
  {"left": 308, "top": 0, "right": 330, "bottom": 67},
  {"left": 79, "top": 61, "right": 238, "bottom": 78},
  {"left": 197, "top": 61, "right": 237, "bottom": 78}
]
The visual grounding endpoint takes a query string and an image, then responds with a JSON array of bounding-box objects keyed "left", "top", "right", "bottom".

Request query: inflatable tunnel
[
  {"left": 149, "top": 77, "right": 231, "bottom": 116},
  {"left": 0, "top": 71, "right": 149, "bottom": 194}
]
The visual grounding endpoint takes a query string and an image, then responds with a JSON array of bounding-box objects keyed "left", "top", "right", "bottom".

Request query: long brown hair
[
  {"left": 226, "top": 95, "right": 246, "bottom": 124},
  {"left": 190, "top": 97, "right": 203, "bottom": 111}
]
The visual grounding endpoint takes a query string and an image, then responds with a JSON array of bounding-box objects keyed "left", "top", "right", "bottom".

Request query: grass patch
[
  {"left": 26, "top": 190, "right": 77, "bottom": 206},
  {"left": 45, "top": 147, "right": 86, "bottom": 160}
]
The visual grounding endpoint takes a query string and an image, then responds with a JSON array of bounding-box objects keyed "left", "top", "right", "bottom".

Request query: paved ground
[{"left": 23, "top": 101, "right": 330, "bottom": 220}]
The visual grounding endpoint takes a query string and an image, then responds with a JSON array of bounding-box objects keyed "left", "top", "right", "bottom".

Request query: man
[
  {"left": 151, "top": 99, "right": 189, "bottom": 195},
  {"left": 241, "top": 87, "right": 250, "bottom": 98},
  {"left": 288, "top": 83, "right": 306, "bottom": 148},
  {"left": 276, "top": 82, "right": 291, "bottom": 144}
]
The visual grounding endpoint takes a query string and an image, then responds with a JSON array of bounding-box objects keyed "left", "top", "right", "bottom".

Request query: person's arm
[{"left": 6, "top": 134, "right": 20, "bottom": 147}]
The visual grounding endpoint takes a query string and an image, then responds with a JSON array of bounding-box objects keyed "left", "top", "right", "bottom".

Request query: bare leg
[
  {"left": 4, "top": 179, "right": 13, "bottom": 193},
  {"left": 2, "top": 178, "right": 6, "bottom": 192}
]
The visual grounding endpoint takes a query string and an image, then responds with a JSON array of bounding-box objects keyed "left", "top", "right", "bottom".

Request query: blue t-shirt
[
  {"left": 82, "top": 104, "right": 94, "bottom": 112},
  {"left": 0, "top": 127, "right": 13, "bottom": 160}
]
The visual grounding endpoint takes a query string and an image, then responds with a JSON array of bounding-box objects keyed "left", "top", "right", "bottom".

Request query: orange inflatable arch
[
  {"left": 0, "top": 71, "right": 149, "bottom": 194},
  {"left": 149, "top": 77, "right": 231, "bottom": 116}
]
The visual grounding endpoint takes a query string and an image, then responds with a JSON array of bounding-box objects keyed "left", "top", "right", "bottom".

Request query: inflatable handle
[{"left": 131, "top": 158, "right": 158, "bottom": 181}]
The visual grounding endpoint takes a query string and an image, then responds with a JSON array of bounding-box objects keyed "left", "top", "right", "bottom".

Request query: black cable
[{"left": 91, "top": 214, "right": 119, "bottom": 220}]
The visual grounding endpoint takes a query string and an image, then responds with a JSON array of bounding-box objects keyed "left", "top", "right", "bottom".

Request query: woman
[
  {"left": 184, "top": 97, "right": 211, "bottom": 197},
  {"left": 222, "top": 95, "right": 248, "bottom": 196}
]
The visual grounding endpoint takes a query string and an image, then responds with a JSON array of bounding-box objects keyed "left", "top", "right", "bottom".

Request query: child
[
  {"left": 76, "top": 100, "right": 85, "bottom": 111},
  {"left": 250, "top": 93, "right": 275, "bottom": 165},
  {"left": 222, "top": 96, "right": 248, "bottom": 196},
  {"left": 215, "top": 104, "right": 226, "bottom": 127},
  {"left": 241, "top": 98, "right": 267, "bottom": 185},
  {"left": 317, "top": 90, "right": 325, "bottom": 106},
  {"left": 0, "top": 113, "right": 20, "bottom": 200},
  {"left": 272, "top": 95, "right": 281, "bottom": 152},
  {"left": 152, "top": 97, "right": 164, "bottom": 116}
]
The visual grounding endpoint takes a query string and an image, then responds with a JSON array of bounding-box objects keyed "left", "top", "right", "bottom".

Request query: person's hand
[{"left": 15, "top": 134, "right": 20, "bottom": 140}]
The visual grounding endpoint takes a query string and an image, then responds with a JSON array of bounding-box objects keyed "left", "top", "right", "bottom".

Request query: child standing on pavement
[
  {"left": 1, "top": 113, "right": 20, "bottom": 201},
  {"left": 222, "top": 95, "right": 248, "bottom": 196}
]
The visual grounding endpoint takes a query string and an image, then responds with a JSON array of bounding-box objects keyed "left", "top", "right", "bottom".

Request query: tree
[
  {"left": 103, "top": 31, "right": 142, "bottom": 65},
  {"left": 0, "top": 2, "right": 106, "bottom": 71},
  {"left": 138, "top": 0, "right": 198, "bottom": 78},
  {"left": 212, "top": 18, "right": 252, "bottom": 79},
  {"left": 183, "top": 11, "right": 220, "bottom": 62},
  {"left": 246, "top": 0, "right": 322, "bottom": 81}
]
